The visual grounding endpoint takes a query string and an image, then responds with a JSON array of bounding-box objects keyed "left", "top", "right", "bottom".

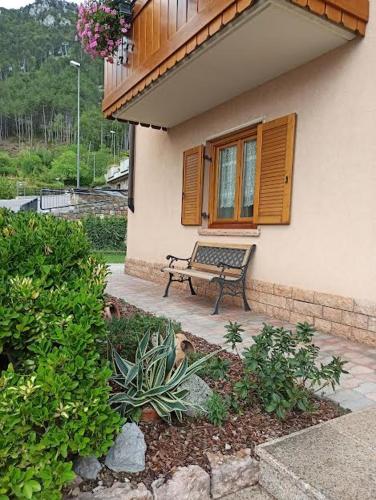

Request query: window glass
[
  {"left": 241, "top": 139, "right": 257, "bottom": 218},
  {"left": 217, "top": 145, "right": 237, "bottom": 219}
]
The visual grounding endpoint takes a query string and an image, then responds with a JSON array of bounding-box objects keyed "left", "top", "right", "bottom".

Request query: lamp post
[{"left": 70, "top": 60, "right": 81, "bottom": 188}]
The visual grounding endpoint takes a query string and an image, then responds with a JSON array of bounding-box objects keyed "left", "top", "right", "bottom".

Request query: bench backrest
[{"left": 191, "top": 242, "right": 255, "bottom": 277}]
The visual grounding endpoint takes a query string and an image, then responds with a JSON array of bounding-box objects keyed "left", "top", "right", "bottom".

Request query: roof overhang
[{"left": 112, "top": 0, "right": 364, "bottom": 128}]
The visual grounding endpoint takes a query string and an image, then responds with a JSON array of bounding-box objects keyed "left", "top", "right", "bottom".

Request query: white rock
[
  {"left": 76, "top": 482, "right": 151, "bottom": 500},
  {"left": 152, "top": 465, "right": 211, "bottom": 500},
  {"left": 207, "top": 449, "right": 259, "bottom": 499}
]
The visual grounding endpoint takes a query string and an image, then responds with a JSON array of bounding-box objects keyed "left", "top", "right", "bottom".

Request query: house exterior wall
[{"left": 126, "top": 3, "right": 376, "bottom": 344}]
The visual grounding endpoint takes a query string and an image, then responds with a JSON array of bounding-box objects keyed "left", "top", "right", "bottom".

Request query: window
[
  {"left": 181, "top": 113, "right": 296, "bottom": 228},
  {"left": 210, "top": 125, "right": 258, "bottom": 228}
]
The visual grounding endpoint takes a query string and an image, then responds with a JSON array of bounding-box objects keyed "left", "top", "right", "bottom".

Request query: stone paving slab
[
  {"left": 257, "top": 408, "right": 376, "bottom": 500},
  {"left": 107, "top": 267, "right": 376, "bottom": 411}
]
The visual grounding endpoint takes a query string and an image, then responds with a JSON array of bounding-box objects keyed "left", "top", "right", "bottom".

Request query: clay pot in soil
[
  {"left": 103, "top": 299, "right": 121, "bottom": 321},
  {"left": 141, "top": 406, "right": 161, "bottom": 423},
  {"left": 175, "top": 333, "right": 195, "bottom": 367}
]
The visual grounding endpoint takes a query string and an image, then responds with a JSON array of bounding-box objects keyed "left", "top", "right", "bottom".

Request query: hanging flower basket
[{"left": 77, "top": 1, "right": 132, "bottom": 63}]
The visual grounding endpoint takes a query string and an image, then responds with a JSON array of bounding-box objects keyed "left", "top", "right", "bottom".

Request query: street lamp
[{"left": 70, "top": 60, "right": 81, "bottom": 188}]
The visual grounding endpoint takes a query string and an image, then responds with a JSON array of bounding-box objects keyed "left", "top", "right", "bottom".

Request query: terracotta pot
[
  {"left": 141, "top": 406, "right": 160, "bottom": 423},
  {"left": 103, "top": 299, "right": 121, "bottom": 321}
]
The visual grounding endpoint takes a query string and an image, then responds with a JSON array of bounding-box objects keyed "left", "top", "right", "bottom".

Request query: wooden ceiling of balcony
[{"left": 103, "top": 0, "right": 369, "bottom": 124}]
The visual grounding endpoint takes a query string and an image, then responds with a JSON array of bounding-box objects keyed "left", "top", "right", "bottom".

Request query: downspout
[{"left": 128, "top": 123, "right": 135, "bottom": 212}]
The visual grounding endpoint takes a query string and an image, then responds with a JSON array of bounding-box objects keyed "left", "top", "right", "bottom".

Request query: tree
[{"left": 48, "top": 149, "right": 91, "bottom": 186}]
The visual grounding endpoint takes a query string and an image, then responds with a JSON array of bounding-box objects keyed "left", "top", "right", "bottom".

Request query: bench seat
[{"left": 161, "top": 267, "right": 239, "bottom": 282}]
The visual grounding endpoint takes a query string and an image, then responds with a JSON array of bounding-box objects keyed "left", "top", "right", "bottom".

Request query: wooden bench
[{"left": 161, "top": 242, "right": 256, "bottom": 315}]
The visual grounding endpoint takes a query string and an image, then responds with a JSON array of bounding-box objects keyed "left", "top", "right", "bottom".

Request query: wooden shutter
[
  {"left": 181, "top": 145, "right": 204, "bottom": 226},
  {"left": 254, "top": 113, "right": 296, "bottom": 225}
]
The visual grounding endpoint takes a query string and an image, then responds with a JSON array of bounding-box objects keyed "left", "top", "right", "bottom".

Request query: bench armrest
[
  {"left": 166, "top": 255, "right": 191, "bottom": 269},
  {"left": 216, "top": 261, "right": 245, "bottom": 271}
]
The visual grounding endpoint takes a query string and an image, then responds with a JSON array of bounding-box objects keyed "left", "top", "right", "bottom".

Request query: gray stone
[
  {"left": 74, "top": 456, "right": 103, "bottom": 480},
  {"left": 207, "top": 449, "right": 259, "bottom": 499},
  {"left": 152, "top": 465, "right": 210, "bottom": 500},
  {"left": 105, "top": 423, "right": 146, "bottom": 473},
  {"left": 179, "top": 374, "right": 213, "bottom": 417},
  {"left": 76, "top": 481, "right": 152, "bottom": 500}
]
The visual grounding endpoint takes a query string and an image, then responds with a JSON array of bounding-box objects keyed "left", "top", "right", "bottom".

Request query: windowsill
[{"left": 198, "top": 227, "right": 260, "bottom": 237}]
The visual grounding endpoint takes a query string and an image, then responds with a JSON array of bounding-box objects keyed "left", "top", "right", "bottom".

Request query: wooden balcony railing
[{"left": 103, "top": 0, "right": 369, "bottom": 119}]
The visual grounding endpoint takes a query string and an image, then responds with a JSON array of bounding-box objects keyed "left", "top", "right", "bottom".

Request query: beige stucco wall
[{"left": 128, "top": 5, "right": 376, "bottom": 304}]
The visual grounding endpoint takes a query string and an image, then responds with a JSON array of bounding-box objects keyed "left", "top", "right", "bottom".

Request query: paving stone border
[
  {"left": 125, "top": 257, "right": 376, "bottom": 347},
  {"left": 72, "top": 449, "right": 260, "bottom": 500}
]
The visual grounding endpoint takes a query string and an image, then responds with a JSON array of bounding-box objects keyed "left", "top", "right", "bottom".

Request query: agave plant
[{"left": 110, "top": 325, "right": 219, "bottom": 422}]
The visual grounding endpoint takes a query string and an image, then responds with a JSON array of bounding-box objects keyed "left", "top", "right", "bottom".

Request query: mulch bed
[{"left": 79, "top": 295, "right": 344, "bottom": 493}]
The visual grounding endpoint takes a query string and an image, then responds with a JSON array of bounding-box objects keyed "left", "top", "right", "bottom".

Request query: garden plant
[
  {"left": 82, "top": 215, "right": 127, "bottom": 252},
  {"left": 0, "top": 210, "right": 121, "bottom": 499},
  {"left": 77, "top": 1, "right": 131, "bottom": 62},
  {"left": 241, "top": 322, "right": 347, "bottom": 419},
  {"left": 111, "top": 325, "right": 219, "bottom": 422}
]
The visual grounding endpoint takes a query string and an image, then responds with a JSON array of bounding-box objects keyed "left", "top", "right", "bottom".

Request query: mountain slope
[{"left": 0, "top": 0, "right": 118, "bottom": 149}]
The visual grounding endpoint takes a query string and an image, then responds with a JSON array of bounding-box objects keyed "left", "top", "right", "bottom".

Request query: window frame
[{"left": 209, "top": 124, "right": 258, "bottom": 229}]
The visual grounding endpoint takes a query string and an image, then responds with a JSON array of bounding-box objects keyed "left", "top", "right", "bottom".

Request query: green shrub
[
  {"left": 187, "top": 352, "right": 229, "bottom": 381},
  {"left": 0, "top": 210, "right": 121, "bottom": 499},
  {"left": 243, "top": 322, "right": 347, "bottom": 420},
  {"left": 82, "top": 215, "right": 127, "bottom": 251},
  {"left": 111, "top": 326, "right": 219, "bottom": 423},
  {"left": 16, "top": 151, "right": 44, "bottom": 176},
  {"left": 0, "top": 152, "right": 16, "bottom": 176},
  {"left": 0, "top": 177, "right": 16, "bottom": 199},
  {"left": 207, "top": 392, "right": 228, "bottom": 426},
  {"left": 106, "top": 314, "right": 181, "bottom": 361}
]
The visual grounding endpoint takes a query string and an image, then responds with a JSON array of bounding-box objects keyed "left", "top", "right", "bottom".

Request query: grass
[{"left": 94, "top": 250, "right": 126, "bottom": 264}]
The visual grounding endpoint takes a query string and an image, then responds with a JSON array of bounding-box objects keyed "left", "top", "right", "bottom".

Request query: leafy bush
[
  {"left": 187, "top": 352, "right": 229, "bottom": 381},
  {"left": 0, "top": 177, "right": 16, "bottom": 199},
  {"left": 243, "top": 322, "right": 347, "bottom": 420},
  {"left": 0, "top": 152, "right": 16, "bottom": 176},
  {"left": 48, "top": 149, "right": 91, "bottom": 186},
  {"left": 111, "top": 326, "right": 219, "bottom": 423},
  {"left": 17, "top": 151, "right": 44, "bottom": 176},
  {"left": 83, "top": 215, "right": 127, "bottom": 251},
  {"left": 207, "top": 392, "right": 228, "bottom": 426},
  {"left": 0, "top": 210, "right": 121, "bottom": 499},
  {"left": 106, "top": 314, "right": 181, "bottom": 361}
]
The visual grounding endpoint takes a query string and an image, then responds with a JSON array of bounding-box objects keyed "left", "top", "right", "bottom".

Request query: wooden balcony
[{"left": 103, "top": 0, "right": 369, "bottom": 128}]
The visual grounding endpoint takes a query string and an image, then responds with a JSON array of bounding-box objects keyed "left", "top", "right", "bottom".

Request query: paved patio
[{"left": 107, "top": 265, "right": 376, "bottom": 411}]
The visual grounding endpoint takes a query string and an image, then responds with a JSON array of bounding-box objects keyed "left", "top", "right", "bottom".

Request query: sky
[{"left": 0, "top": 0, "right": 79, "bottom": 8}]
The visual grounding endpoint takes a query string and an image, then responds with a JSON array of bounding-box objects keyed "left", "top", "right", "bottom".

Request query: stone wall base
[{"left": 125, "top": 258, "right": 376, "bottom": 347}]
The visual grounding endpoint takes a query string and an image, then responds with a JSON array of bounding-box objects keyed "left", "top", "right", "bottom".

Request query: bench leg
[
  {"left": 163, "top": 273, "right": 173, "bottom": 298},
  {"left": 188, "top": 277, "right": 196, "bottom": 296},
  {"left": 242, "top": 283, "right": 251, "bottom": 312},
  {"left": 212, "top": 283, "right": 224, "bottom": 315}
]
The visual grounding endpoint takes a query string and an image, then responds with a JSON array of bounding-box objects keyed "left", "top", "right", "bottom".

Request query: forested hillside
[
  {"left": 0, "top": 0, "right": 127, "bottom": 196},
  {"left": 0, "top": 0, "right": 125, "bottom": 149}
]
